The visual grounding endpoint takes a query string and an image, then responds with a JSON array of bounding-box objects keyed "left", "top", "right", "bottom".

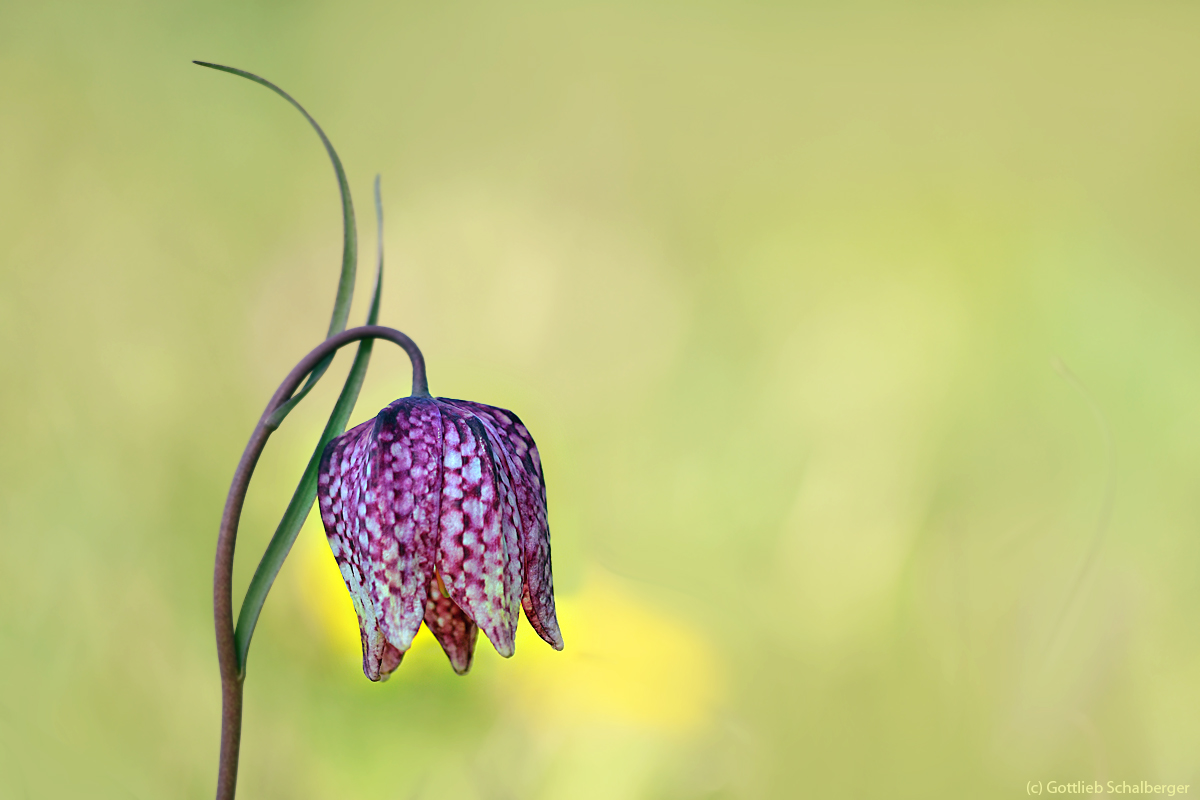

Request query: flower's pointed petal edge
[
  {"left": 378, "top": 642, "right": 405, "bottom": 680},
  {"left": 367, "top": 398, "right": 443, "bottom": 651},
  {"left": 439, "top": 399, "right": 562, "bottom": 650},
  {"left": 318, "top": 419, "right": 392, "bottom": 681},
  {"left": 358, "top": 629, "right": 405, "bottom": 682},
  {"left": 435, "top": 405, "right": 519, "bottom": 657},
  {"left": 422, "top": 573, "right": 479, "bottom": 675},
  {"left": 520, "top": 583, "right": 562, "bottom": 650}
]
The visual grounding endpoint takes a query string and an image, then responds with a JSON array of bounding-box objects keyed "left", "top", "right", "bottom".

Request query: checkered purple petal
[
  {"left": 316, "top": 399, "right": 443, "bottom": 681},
  {"left": 423, "top": 572, "right": 478, "bottom": 674},
  {"left": 440, "top": 399, "right": 562, "bottom": 650},
  {"left": 368, "top": 398, "right": 443, "bottom": 650},
  {"left": 317, "top": 419, "right": 394, "bottom": 680},
  {"left": 434, "top": 405, "right": 520, "bottom": 656}
]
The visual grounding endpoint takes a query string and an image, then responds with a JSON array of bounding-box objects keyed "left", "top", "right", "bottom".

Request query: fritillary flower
[{"left": 317, "top": 397, "right": 563, "bottom": 679}]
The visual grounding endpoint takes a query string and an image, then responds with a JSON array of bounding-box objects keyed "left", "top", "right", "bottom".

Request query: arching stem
[{"left": 214, "top": 325, "right": 429, "bottom": 800}]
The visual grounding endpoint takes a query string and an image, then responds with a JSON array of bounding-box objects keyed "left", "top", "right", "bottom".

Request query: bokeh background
[{"left": 3, "top": 1, "right": 1200, "bottom": 797}]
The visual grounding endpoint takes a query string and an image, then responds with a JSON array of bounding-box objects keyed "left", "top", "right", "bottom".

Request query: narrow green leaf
[
  {"left": 196, "top": 61, "right": 358, "bottom": 430},
  {"left": 233, "top": 177, "right": 387, "bottom": 673},
  {"left": 371, "top": 175, "right": 384, "bottom": 324}
]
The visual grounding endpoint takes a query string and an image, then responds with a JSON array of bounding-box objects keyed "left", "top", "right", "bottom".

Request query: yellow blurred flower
[
  {"left": 298, "top": 528, "right": 721, "bottom": 733},
  {"left": 297, "top": 511, "right": 720, "bottom": 732},
  {"left": 501, "top": 568, "right": 723, "bottom": 734}
]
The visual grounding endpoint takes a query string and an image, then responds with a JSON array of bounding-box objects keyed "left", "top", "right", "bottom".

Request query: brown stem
[{"left": 214, "top": 325, "right": 428, "bottom": 800}]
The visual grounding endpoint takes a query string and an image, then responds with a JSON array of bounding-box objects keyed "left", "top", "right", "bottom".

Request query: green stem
[{"left": 214, "top": 326, "right": 429, "bottom": 800}]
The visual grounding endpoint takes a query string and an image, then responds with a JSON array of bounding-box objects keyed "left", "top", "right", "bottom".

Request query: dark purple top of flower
[{"left": 316, "top": 397, "right": 562, "bottom": 680}]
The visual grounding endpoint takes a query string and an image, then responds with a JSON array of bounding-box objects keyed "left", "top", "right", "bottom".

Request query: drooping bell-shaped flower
[{"left": 316, "top": 396, "right": 563, "bottom": 680}]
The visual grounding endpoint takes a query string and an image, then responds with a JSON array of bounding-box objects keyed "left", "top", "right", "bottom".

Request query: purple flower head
[{"left": 316, "top": 396, "right": 563, "bottom": 680}]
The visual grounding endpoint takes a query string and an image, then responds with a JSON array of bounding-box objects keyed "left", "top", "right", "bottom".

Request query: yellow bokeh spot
[
  {"left": 505, "top": 568, "right": 723, "bottom": 734},
  {"left": 295, "top": 513, "right": 722, "bottom": 729}
]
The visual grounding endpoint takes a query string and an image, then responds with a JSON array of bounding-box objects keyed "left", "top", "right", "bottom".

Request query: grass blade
[
  {"left": 195, "top": 61, "right": 358, "bottom": 429},
  {"left": 233, "top": 177, "right": 387, "bottom": 672}
]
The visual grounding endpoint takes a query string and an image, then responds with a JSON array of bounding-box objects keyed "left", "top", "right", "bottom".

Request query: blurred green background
[{"left": 3, "top": 1, "right": 1200, "bottom": 797}]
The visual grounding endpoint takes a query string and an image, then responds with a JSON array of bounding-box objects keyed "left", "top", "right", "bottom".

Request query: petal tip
[{"left": 364, "top": 641, "right": 405, "bottom": 682}]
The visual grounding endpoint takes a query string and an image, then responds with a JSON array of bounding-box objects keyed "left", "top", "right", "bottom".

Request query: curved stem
[{"left": 214, "top": 325, "right": 428, "bottom": 800}]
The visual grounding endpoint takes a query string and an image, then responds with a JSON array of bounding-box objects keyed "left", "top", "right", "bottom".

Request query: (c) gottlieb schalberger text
[{"left": 1027, "top": 780, "right": 1191, "bottom": 796}]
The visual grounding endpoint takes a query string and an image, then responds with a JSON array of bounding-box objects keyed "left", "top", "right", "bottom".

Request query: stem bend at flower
[{"left": 212, "top": 325, "right": 428, "bottom": 800}]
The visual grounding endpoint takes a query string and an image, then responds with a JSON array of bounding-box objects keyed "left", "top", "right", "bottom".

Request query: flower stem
[{"left": 214, "top": 325, "right": 429, "bottom": 800}]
